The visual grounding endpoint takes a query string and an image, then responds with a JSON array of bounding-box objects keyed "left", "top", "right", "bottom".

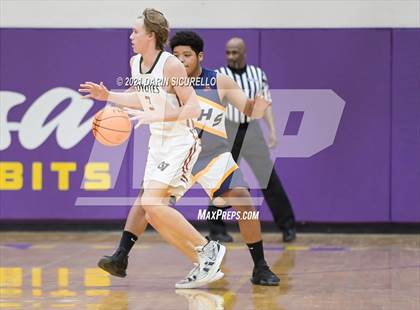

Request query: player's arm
[
  {"left": 78, "top": 56, "right": 143, "bottom": 109},
  {"left": 78, "top": 82, "right": 144, "bottom": 109},
  {"left": 260, "top": 70, "right": 277, "bottom": 147},
  {"left": 162, "top": 56, "right": 201, "bottom": 122},
  {"left": 263, "top": 105, "right": 276, "bottom": 148},
  {"left": 264, "top": 106, "right": 275, "bottom": 133},
  {"left": 217, "top": 73, "right": 270, "bottom": 119},
  {"left": 116, "top": 56, "right": 144, "bottom": 113},
  {"left": 124, "top": 56, "right": 137, "bottom": 93}
]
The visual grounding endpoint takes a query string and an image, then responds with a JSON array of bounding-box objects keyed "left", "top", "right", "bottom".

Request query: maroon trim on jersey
[
  {"left": 175, "top": 94, "right": 183, "bottom": 107},
  {"left": 187, "top": 119, "right": 193, "bottom": 128},
  {"left": 189, "top": 127, "right": 199, "bottom": 139},
  {"left": 180, "top": 139, "right": 198, "bottom": 183}
]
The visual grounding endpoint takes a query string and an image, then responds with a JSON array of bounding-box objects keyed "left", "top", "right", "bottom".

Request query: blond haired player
[{"left": 79, "top": 8, "right": 225, "bottom": 288}]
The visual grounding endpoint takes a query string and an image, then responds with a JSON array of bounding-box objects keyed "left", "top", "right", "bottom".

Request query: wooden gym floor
[{"left": 0, "top": 232, "right": 419, "bottom": 310}]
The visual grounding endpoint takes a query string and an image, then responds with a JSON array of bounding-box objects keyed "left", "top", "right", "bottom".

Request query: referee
[{"left": 207, "top": 37, "right": 297, "bottom": 243}]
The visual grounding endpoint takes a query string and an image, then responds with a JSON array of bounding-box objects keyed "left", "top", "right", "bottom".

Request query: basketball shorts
[
  {"left": 191, "top": 151, "right": 248, "bottom": 199},
  {"left": 143, "top": 134, "right": 201, "bottom": 199}
]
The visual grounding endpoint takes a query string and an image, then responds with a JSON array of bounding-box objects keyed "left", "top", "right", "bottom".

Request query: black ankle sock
[
  {"left": 247, "top": 240, "right": 265, "bottom": 267},
  {"left": 117, "top": 231, "right": 138, "bottom": 254}
]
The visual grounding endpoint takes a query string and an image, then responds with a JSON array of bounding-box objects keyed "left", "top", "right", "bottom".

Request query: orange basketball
[{"left": 92, "top": 107, "right": 132, "bottom": 146}]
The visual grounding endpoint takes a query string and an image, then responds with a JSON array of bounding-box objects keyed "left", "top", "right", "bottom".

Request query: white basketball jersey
[{"left": 131, "top": 51, "right": 195, "bottom": 141}]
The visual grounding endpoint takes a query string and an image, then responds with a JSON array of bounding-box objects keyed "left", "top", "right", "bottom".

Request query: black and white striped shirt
[{"left": 218, "top": 65, "right": 272, "bottom": 123}]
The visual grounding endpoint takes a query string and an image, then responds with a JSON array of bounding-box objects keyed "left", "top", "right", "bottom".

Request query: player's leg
[
  {"left": 97, "top": 194, "right": 145, "bottom": 278},
  {"left": 220, "top": 187, "right": 280, "bottom": 286},
  {"left": 140, "top": 181, "right": 207, "bottom": 250},
  {"left": 98, "top": 194, "right": 198, "bottom": 278},
  {"left": 220, "top": 188, "right": 261, "bottom": 243},
  {"left": 125, "top": 194, "right": 199, "bottom": 262},
  {"left": 206, "top": 121, "right": 246, "bottom": 241},
  {"left": 140, "top": 180, "right": 226, "bottom": 288},
  {"left": 99, "top": 182, "right": 226, "bottom": 287},
  {"left": 100, "top": 135, "right": 226, "bottom": 287},
  {"left": 241, "top": 121, "right": 296, "bottom": 242},
  {"left": 199, "top": 153, "right": 279, "bottom": 286},
  {"left": 124, "top": 195, "right": 148, "bottom": 236},
  {"left": 206, "top": 202, "right": 233, "bottom": 242}
]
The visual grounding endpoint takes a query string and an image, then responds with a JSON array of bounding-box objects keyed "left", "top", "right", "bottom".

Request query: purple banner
[
  {"left": 391, "top": 29, "right": 420, "bottom": 222},
  {"left": 260, "top": 29, "right": 392, "bottom": 222},
  {"left": 0, "top": 29, "right": 132, "bottom": 219},
  {"left": 0, "top": 28, "right": 419, "bottom": 222}
]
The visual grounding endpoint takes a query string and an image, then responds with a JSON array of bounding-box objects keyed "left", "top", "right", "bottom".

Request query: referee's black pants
[{"left": 207, "top": 120, "right": 296, "bottom": 233}]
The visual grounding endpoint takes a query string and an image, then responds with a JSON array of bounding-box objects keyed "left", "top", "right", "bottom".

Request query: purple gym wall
[{"left": 0, "top": 28, "right": 419, "bottom": 222}]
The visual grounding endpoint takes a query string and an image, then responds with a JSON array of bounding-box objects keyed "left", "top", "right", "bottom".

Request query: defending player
[{"left": 171, "top": 31, "right": 280, "bottom": 286}]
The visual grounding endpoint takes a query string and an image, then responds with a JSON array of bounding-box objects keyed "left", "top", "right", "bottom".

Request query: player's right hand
[{"left": 79, "top": 81, "right": 109, "bottom": 101}]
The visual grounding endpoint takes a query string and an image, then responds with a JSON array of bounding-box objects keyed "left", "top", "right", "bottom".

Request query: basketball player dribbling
[{"left": 78, "top": 9, "right": 225, "bottom": 288}]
